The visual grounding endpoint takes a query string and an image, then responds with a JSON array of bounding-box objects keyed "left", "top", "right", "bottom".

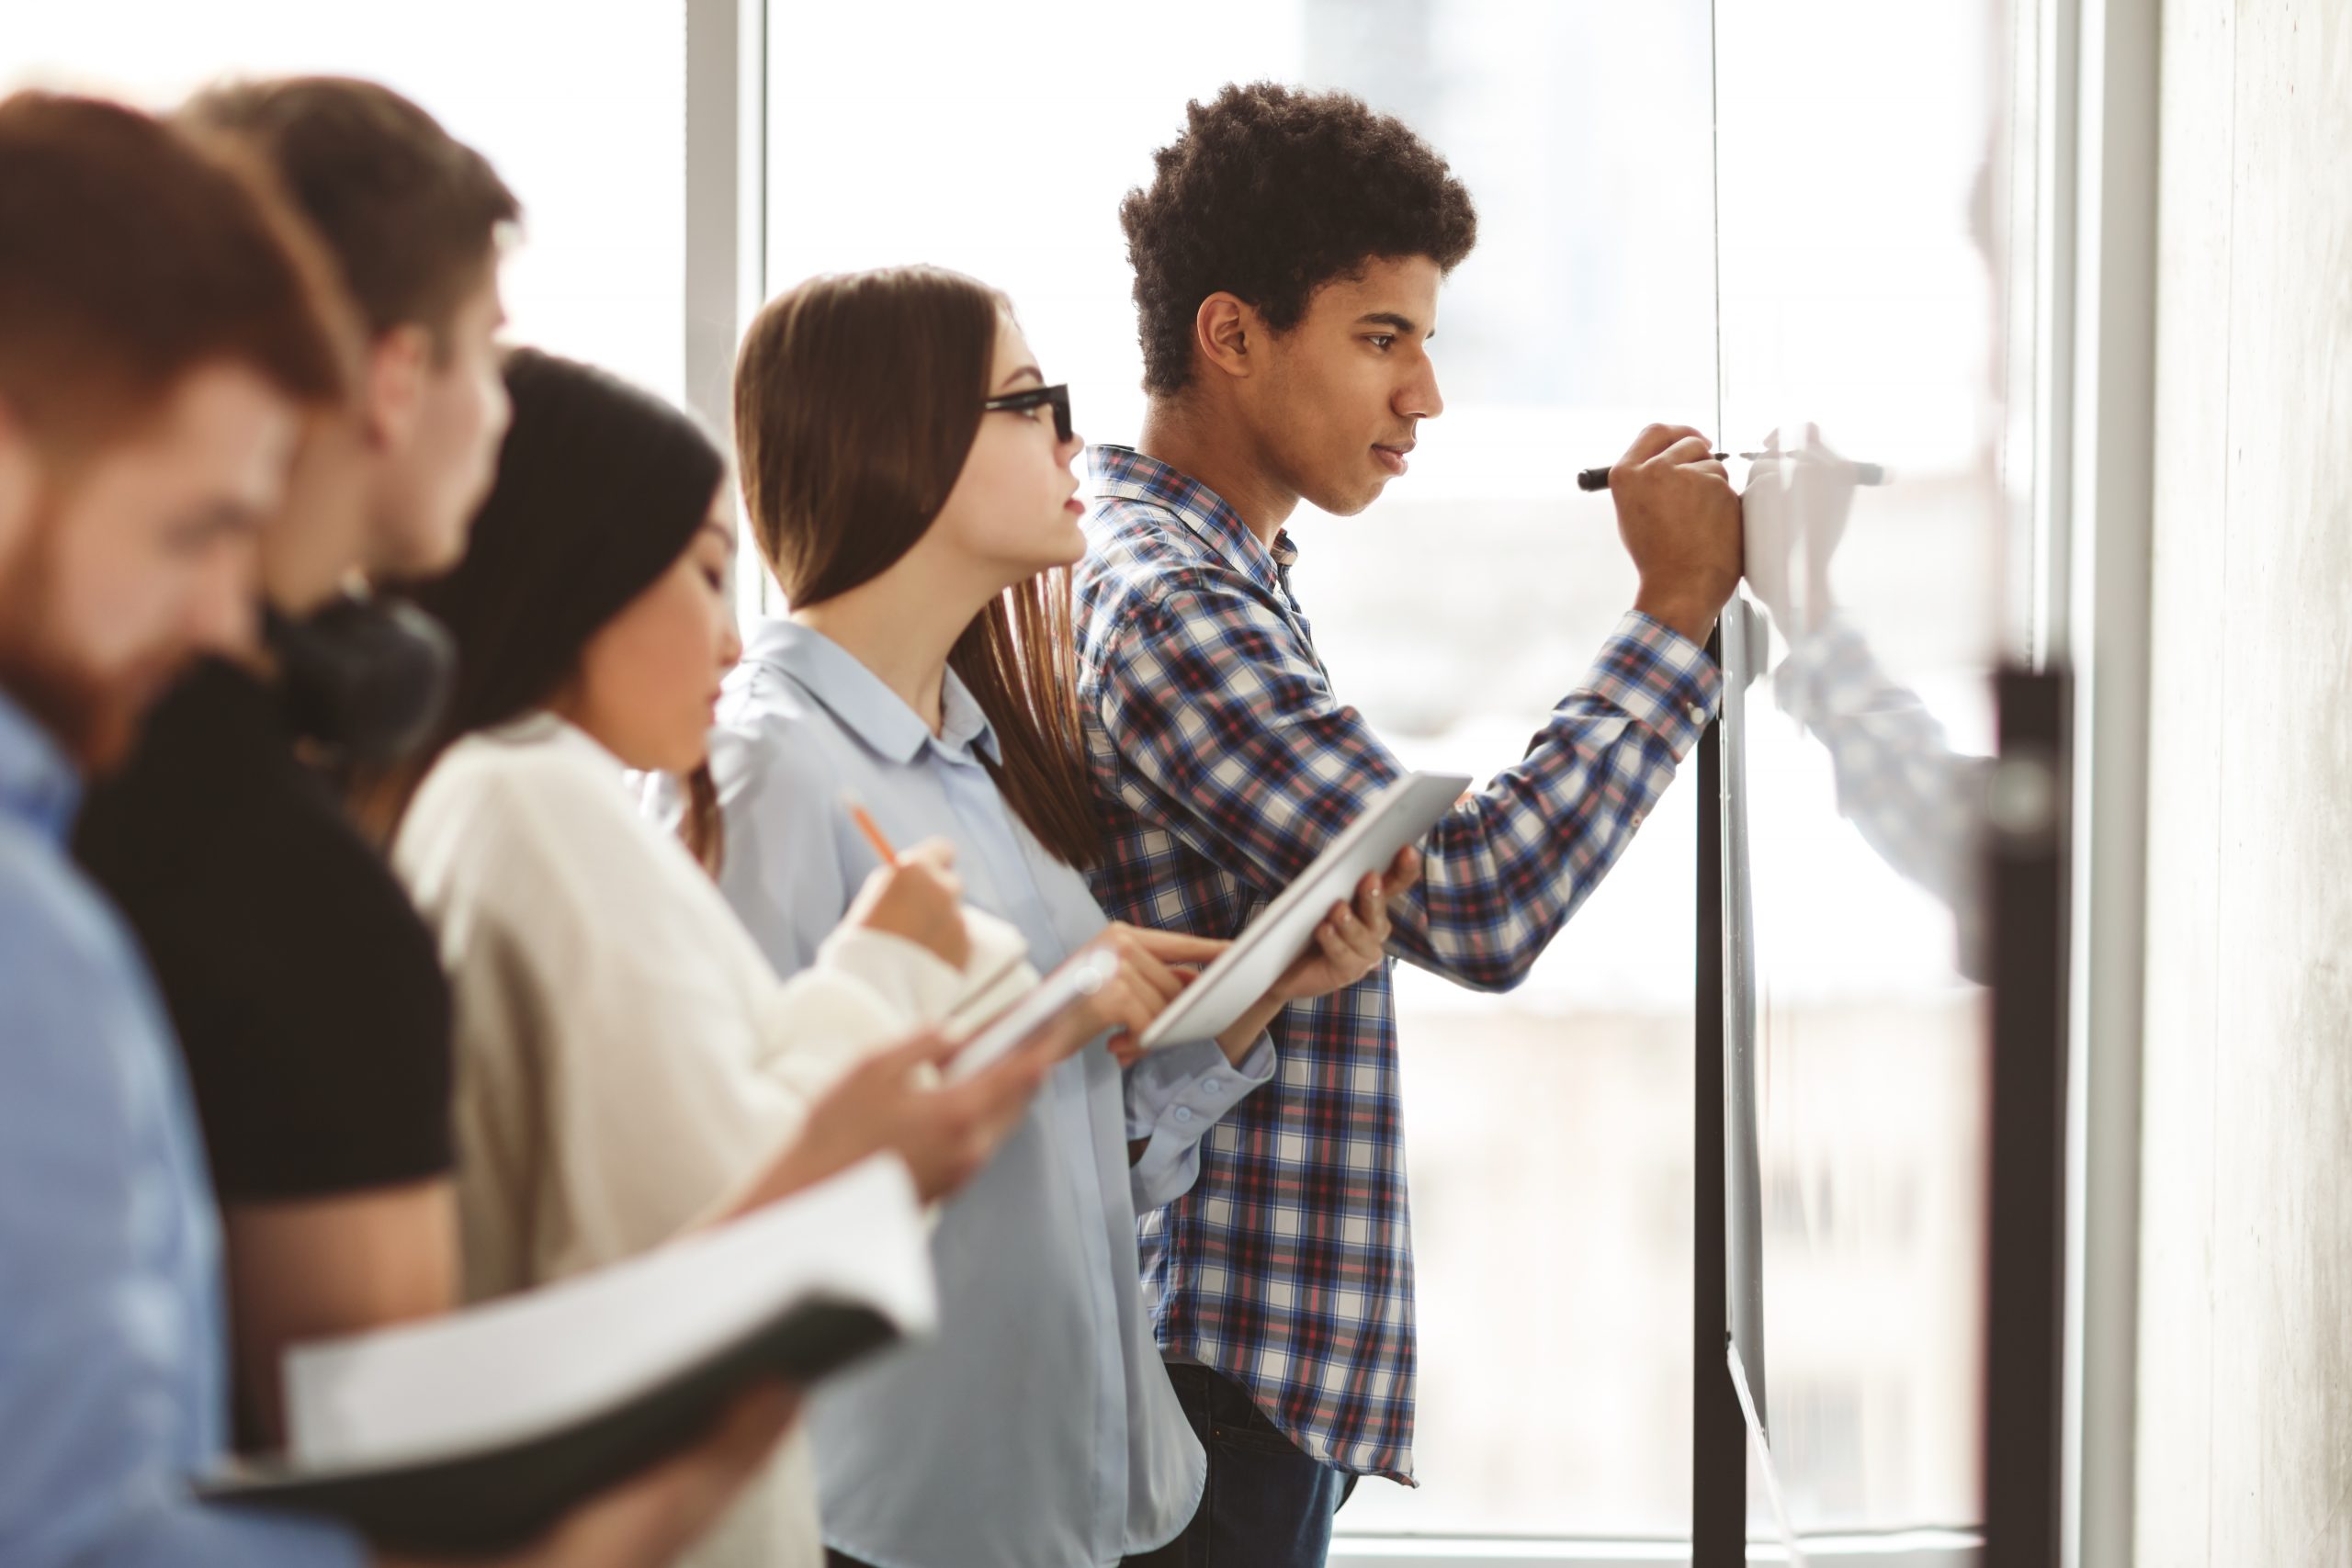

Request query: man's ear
[
  {"left": 363, "top": 323, "right": 433, "bottom": 457},
  {"left": 1192, "top": 292, "right": 1262, "bottom": 383}
]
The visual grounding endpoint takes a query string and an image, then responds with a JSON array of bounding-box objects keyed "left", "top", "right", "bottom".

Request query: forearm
[
  {"left": 1099, "top": 594, "right": 1715, "bottom": 991},
  {"left": 222, "top": 1182, "right": 460, "bottom": 1450},
  {"left": 1216, "top": 997, "right": 1284, "bottom": 1062},
  {"left": 1385, "top": 614, "right": 1717, "bottom": 987}
]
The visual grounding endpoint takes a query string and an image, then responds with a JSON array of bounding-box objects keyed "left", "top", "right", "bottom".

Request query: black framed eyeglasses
[{"left": 981, "top": 382, "right": 1073, "bottom": 443}]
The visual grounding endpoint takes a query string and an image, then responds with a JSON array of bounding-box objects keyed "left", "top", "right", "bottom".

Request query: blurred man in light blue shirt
[
  {"left": 0, "top": 89, "right": 790, "bottom": 1568},
  {"left": 0, "top": 89, "right": 364, "bottom": 1568}
]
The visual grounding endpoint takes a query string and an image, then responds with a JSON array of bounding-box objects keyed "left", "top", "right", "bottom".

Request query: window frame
[{"left": 692, "top": 0, "right": 2161, "bottom": 1556}]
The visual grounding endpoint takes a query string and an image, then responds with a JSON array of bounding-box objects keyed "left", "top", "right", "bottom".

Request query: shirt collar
[
  {"left": 740, "top": 618, "right": 1001, "bottom": 766},
  {"left": 1087, "top": 445, "right": 1301, "bottom": 595},
  {"left": 0, "top": 685, "right": 82, "bottom": 845},
  {"left": 481, "top": 710, "right": 632, "bottom": 778}
]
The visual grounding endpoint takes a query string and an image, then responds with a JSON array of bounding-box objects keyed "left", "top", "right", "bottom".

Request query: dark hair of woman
[
  {"left": 733, "top": 265, "right": 1100, "bottom": 868},
  {"left": 357, "top": 346, "right": 730, "bottom": 867}
]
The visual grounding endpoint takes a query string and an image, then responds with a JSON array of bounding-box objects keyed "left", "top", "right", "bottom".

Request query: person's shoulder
[
  {"left": 397, "top": 723, "right": 708, "bottom": 1000},
  {"left": 713, "top": 658, "right": 831, "bottom": 743},
  {"left": 0, "top": 835, "right": 164, "bottom": 1190},
  {"left": 0, "top": 818, "right": 159, "bottom": 1050},
  {"left": 74, "top": 659, "right": 283, "bottom": 877},
  {"left": 419, "top": 720, "right": 632, "bottom": 826},
  {"left": 119, "top": 658, "right": 288, "bottom": 799},
  {"left": 710, "top": 664, "right": 854, "bottom": 798},
  {"left": 397, "top": 719, "right": 649, "bottom": 908},
  {"left": 1081, "top": 494, "right": 1218, "bottom": 586},
  {"left": 1079, "top": 501, "right": 1250, "bottom": 646}
]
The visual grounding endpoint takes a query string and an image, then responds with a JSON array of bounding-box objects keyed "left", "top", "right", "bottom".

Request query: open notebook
[{"left": 198, "top": 1154, "right": 933, "bottom": 1553}]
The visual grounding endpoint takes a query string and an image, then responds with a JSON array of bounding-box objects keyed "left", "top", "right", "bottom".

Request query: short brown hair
[
  {"left": 0, "top": 91, "right": 349, "bottom": 459},
  {"left": 180, "top": 76, "right": 519, "bottom": 355},
  {"left": 1120, "top": 82, "right": 1477, "bottom": 397},
  {"left": 736, "top": 267, "right": 1101, "bottom": 869}
]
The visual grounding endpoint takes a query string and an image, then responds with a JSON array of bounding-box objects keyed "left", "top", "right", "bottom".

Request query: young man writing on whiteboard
[{"left": 1075, "top": 83, "right": 1743, "bottom": 1567}]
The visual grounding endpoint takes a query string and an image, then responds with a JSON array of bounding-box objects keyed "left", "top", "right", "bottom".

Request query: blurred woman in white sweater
[{"left": 373, "top": 349, "right": 1122, "bottom": 1568}]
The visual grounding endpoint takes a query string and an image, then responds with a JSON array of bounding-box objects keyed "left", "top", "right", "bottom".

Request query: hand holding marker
[{"left": 1576, "top": 450, "right": 1888, "bottom": 491}]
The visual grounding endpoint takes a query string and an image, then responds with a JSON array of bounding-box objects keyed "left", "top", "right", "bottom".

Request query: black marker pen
[{"left": 1576, "top": 453, "right": 1890, "bottom": 491}]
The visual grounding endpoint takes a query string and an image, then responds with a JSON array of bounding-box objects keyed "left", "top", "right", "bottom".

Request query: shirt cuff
[
  {"left": 1125, "top": 1032, "right": 1276, "bottom": 1210},
  {"left": 813, "top": 925, "right": 967, "bottom": 1025},
  {"left": 1591, "top": 611, "right": 1724, "bottom": 759}
]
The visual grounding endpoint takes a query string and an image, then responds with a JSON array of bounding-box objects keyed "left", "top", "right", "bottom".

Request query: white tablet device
[
  {"left": 943, "top": 948, "right": 1121, "bottom": 1082},
  {"left": 1136, "top": 770, "right": 1472, "bottom": 1052}
]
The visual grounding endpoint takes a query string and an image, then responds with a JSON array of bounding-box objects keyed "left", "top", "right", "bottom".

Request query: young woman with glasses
[
  {"left": 373, "top": 347, "right": 1084, "bottom": 1568},
  {"left": 711, "top": 266, "right": 1419, "bottom": 1568}
]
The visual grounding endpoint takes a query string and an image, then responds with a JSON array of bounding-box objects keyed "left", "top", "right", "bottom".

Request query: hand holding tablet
[
  {"left": 1134, "top": 771, "right": 1467, "bottom": 1051},
  {"left": 910, "top": 773, "right": 1460, "bottom": 1089}
]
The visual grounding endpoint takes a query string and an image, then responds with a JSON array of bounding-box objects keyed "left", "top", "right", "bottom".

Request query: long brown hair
[{"left": 734, "top": 266, "right": 1099, "bottom": 869}]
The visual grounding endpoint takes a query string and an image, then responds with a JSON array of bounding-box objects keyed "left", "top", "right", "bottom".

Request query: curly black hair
[{"left": 1119, "top": 82, "right": 1477, "bottom": 398}]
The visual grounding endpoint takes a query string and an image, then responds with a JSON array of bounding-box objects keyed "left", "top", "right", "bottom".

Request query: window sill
[{"left": 1330, "top": 1528, "right": 1982, "bottom": 1568}]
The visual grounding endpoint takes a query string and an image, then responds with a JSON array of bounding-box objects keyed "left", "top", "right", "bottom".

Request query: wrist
[
  {"left": 1632, "top": 588, "right": 1722, "bottom": 646},
  {"left": 1216, "top": 1000, "right": 1280, "bottom": 1063}
]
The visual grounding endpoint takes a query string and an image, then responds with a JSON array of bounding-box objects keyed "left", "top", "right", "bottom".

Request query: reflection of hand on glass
[
  {"left": 1743, "top": 423, "right": 1991, "bottom": 976},
  {"left": 1740, "top": 423, "right": 1860, "bottom": 641}
]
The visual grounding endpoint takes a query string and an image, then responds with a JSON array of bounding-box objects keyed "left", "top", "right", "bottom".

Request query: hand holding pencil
[{"left": 842, "top": 793, "right": 973, "bottom": 971}]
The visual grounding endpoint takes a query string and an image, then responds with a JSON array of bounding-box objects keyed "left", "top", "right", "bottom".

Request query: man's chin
[
  {"left": 385, "top": 519, "right": 471, "bottom": 584},
  {"left": 1302, "top": 480, "right": 1386, "bottom": 520},
  {"left": 0, "top": 650, "right": 164, "bottom": 777},
  {"left": 72, "top": 698, "right": 148, "bottom": 776}
]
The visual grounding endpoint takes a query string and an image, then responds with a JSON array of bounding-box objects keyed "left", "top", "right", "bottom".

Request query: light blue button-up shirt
[
  {"left": 708, "top": 619, "right": 1274, "bottom": 1568},
  {"left": 0, "top": 688, "right": 365, "bottom": 1568}
]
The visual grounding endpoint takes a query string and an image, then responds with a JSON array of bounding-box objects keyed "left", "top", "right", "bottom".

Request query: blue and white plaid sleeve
[
  {"left": 1091, "top": 583, "right": 1723, "bottom": 991},
  {"left": 1772, "top": 615, "right": 1987, "bottom": 916}
]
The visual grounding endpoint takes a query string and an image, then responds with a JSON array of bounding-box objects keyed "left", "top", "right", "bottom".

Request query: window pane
[
  {"left": 1713, "top": 0, "right": 2032, "bottom": 1537},
  {"left": 771, "top": 0, "right": 1714, "bottom": 1538},
  {"left": 1, "top": 0, "right": 686, "bottom": 404}
]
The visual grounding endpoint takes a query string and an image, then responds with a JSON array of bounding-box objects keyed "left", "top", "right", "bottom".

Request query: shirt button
[
  {"left": 1204, "top": 1078, "right": 1223, "bottom": 1094},
  {"left": 1688, "top": 703, "right": 1707, "bottom": 726},
  {"left": 1175, "top": 1107, "right": 1194, "bottom": 1123}
]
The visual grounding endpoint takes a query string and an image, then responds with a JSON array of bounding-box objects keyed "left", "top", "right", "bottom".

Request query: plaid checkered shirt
[{"left": 1072, "top": 445, "right": 1724, "bottom": 1481}]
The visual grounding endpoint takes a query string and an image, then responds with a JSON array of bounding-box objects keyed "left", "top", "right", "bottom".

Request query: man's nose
[{"left": 1398, "top": 360, "right": 1444, "bottom": 422}]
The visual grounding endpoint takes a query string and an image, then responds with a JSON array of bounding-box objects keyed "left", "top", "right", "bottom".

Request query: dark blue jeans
[{"left": 1125, "top": 1363, "right": 1359, "bottom": 1568}]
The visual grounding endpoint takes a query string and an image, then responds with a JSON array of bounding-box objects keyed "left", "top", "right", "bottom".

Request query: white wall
[{"left": 2137, "top": 0, "right": 2352, "bottom": 1559}]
